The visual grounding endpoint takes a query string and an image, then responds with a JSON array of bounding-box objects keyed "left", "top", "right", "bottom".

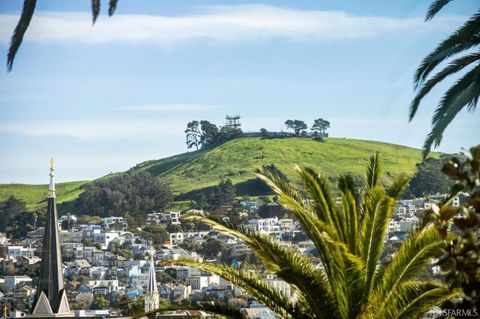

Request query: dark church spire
[{"left": 31, "top": 159, "right": 72, "bottom": 317}]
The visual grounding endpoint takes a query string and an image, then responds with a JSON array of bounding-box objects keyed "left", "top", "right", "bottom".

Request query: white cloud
[
  {"left": 119, "top": 104, "right": 217, "bottom": 112},
  {"left": 0, "top": 119, "right": 185, "bottom": 140},
  {"left": 0, "top": 5, "right": 464, "bottom": 45}
]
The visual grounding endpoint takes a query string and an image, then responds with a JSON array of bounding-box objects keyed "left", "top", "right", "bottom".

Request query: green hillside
[
  {"left": 0, "top": 181, "right": 88, "bottom": 210},
  {"left": 136, "top": 137, "right": 439, "bottom": 194},
  {"left": 0, "top": 137, "right": 439, "bottom": 208}
]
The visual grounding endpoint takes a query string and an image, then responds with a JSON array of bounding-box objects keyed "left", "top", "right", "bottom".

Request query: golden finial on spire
[{"left": 50, "top": 158, "right": 55, "bottom": 171}]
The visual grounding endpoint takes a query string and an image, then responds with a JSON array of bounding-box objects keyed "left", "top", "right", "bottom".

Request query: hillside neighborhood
[{"left": 0, "top": 172, "right": 464, "bottom": 317}]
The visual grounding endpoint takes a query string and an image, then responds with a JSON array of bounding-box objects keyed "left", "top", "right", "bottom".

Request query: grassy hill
[
  {"left": 0, "top": 137, "right": 439, "bottom": 208},
  {"left": 0, "top": 181, "right": 88, "bottom": 210},
  {"left": 136, "top": 137, "right": 439, "bottom": 194}
]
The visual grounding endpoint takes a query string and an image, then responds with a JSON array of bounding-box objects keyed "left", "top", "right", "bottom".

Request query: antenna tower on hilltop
[{"left": 225, "top": 115, "right": 241, "bottom": 128}]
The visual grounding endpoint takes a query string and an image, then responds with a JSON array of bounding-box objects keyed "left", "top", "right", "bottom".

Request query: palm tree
[
  {"left": 6, "top": 0, "right": 118, "bottom": 71},
  {"left": 146, "top": 153, "right": 458, "bottom": 319},
  {"left": 410, "top": 0, "right": 480, "bottom": 157}
]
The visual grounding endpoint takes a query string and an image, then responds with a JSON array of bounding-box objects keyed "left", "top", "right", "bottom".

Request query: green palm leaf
[
  {"left": 6, "top": 0, "right": 37, "bottom": 71},
  {"left": 383, "top": 282, "right": 458, "bottom": 319},
  {"left": 92, "top": 0, "right": 101, "bottom": 23},
  {"left": 425, "top": 0, "right": 455, "bottom": 21},
  {"left": 108, "top": 0, "right": 118, "bottom": 16},
  {"left": 414, "top": 12, "right": 480, "bottom": 87},
  {"left": 423, "top": 67, "right": 480, "bottom": 156},
  {"left": 360, "top": 188, "right": 393, "bottom": 297},
  {"left": 410, "top": 51, "right": 480, "bottom": 120},
  {"left": 162, "top": 258, "right": 308, "bottom": 318},
  {"left": 371, "top": 227, "right": 448, "bottom": 314},
  {"left": 184, "top": 214, "right": 339, "bottom": 318},
  {"left": 364, "top": 152, "right": 382, "bottom": 191}
]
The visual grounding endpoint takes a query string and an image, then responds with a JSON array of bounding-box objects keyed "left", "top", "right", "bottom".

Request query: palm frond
[
  {"left": 6, "top": 0, "right": 37, "bottom": 72},
  {"left": 338, "top": 174, "right": 358, "bottom": 200},
  {"left": 199, "top": 301, "right": 248, "bottom": 319},
  {"left": 108, "top": 0, "right": 118, "bottom": 16},
  {"left": 372, "top": 227, "right": 447, "bottom": 314},
  {"left": 340, "top": 190, "right": 359, "bottom": 254},
  {"left": 364, "top": 152, "right": 382, "bottom": 191},
  {"left": 423, "top": 66, "right": 480, "bottom": 156},
  {"left": 133, "top": 305, "right": 203, "bottom": 319},
  {"left": 425, "top": 0, "right": 455, "bottom": 21},
  {"left": 386, "top": 174, "right": 410, "bottom": 200},
  {"left": 92, "top": 0, "right": 101, "bottom": 24},
  {"left": 388, "top": 285, "right": 459, "bottom": 319},
  {"left": 360, "top": 188, "right": 393, "bottom": 297},
  {"left": 256, "top": 167, "right": 350, "bottom": 318},
  {"left": 410, "top": 51, "right": 480, "bottom": 120},
  {"left": 344, "top": 253, "right": 367, "bottom": 318},
  {"left": 414, "top": 12, "right": 480, "bottom": 87},
  {"left": 296, "top": 166, "right": 343, "bottom": 241},
  {"left": 185, "top": 214, "right": 339, "bottom": 318},
  {"left": 161, "top": 258, "right": 306, "bottom": 318},
  {"left": 431, "top": 64, "right": 480, "bottom": 125}
]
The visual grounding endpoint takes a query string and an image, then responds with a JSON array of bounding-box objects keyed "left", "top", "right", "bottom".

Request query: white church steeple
[{"left": 145, "top": 248, "right": 160, "bottom": 313}]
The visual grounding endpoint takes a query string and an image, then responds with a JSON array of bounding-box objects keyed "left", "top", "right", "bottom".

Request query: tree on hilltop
[
  {"left": 285, "top": 119, "right": 307, "bottom": 136},
  {"left": 185, "top": 120, "right": 201, "bottom": 150},
  {"left": 200, "top": 120, "right": 220, "bottom": 147},
  {"left": 311, "top": 118, "right": 330, "bottom": 137}
]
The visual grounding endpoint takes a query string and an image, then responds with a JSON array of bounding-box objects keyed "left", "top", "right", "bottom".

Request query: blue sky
[{"left": 0, "top": 0, "right": 478, "bottom": 184}]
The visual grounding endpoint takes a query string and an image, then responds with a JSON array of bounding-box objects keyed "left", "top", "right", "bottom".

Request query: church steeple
[
  {"left": 31, "top": 159, "right": 72, "bottom": 317},
  {"left": 145, "top": 248, "right": 160, "bottom": 313},
  {"left": 48, "top": 158, "right": 56, "bottom": 198}
]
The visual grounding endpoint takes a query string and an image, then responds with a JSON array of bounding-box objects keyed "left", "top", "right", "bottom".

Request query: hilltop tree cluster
[
  {"left": 185, "top": 118, "right": 331, "bottom": 150},
  {"left": 284, "top": 118, "right": 330, "bottom": 138},
  {"left": 185, "top": 120, "right": 242, "bottom": 150}
]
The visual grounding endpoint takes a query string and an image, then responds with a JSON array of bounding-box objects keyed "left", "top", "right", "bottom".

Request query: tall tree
[
  {"left": 147, "top": 153, "right": 457, "bottom": 318},
  {"left": 185, "top": 120, "right": 201, "bottom": 150},
  {"left": 0, "top": 195, "right": 27, "bottom": 234},
  {"left": 7, "top": 0, "right": 119, "bottom": 71},
  {"left": 200, "top": 120, "right": 220, "bottom": 147},
  {"left": 410, "top": 1, "right": 480, "bottom": 156},
  {"left": 284, "top": 119, "right": 307, "bottom": 136},
  {"left": 311, "top": 118, "right": 331, "bottom": 136}
]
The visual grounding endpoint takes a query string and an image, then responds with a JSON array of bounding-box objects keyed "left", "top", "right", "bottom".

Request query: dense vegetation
[
  {"left": 0, "top": 196, "right": 45, "bottom": 238},
  {"left": 426, "top": 146, "right": 480, "bottom": 313},
  {"left": 406, "top": 155, "right": 454, "bottom": 197},
  {"left": 73, "top": 171, "right": 172, "bottom": 218}
]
